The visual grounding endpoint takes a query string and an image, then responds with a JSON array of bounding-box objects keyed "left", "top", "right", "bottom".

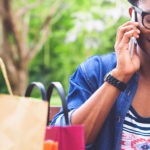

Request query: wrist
[
  {"left": 111, "top": 69, "right": 132, "bottom": 83},
  {"left": 104, "top": 71, "right": 127, "bottom": 91}
]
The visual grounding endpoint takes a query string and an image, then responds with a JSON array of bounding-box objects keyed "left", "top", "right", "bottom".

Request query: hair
[{"left": 128, "top": 0, "right": 139, "bottom": 6}]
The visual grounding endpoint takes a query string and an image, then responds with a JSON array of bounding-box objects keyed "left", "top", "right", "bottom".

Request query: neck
[{"left": 137, "top": 47, "right": 150, "bottom": 81}]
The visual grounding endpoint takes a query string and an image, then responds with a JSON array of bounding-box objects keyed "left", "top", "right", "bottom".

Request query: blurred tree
[
  {"left": 0, "top": 0, "right": 63, "bottom": 95},
  {"left": 28, "top": 0, "right": 129, "bottom": 92},
  {"left": 0, "top": 0, "right": 129, "bottom": 95}
]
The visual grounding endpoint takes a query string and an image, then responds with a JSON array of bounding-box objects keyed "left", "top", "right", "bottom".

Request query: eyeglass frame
[{"left": 133, "top": 5, "right": 150, "bottom": 30}]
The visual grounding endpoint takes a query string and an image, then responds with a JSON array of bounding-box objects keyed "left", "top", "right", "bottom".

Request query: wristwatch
[{"left": 104, "top": 72, "right": 127, "bottom": 91}]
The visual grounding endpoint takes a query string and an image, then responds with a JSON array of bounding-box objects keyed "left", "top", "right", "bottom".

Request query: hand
[{"left": 114, "top": 21, "right": 141, "bottom": 82}]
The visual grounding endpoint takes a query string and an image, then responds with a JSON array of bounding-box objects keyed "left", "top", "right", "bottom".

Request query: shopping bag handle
[
  {"left": 25, "top": 82, "right": 49, "bottom": 125},
  {"left": 47, "top": 82, "right": 69, "bottom": 125},
  {"left": 0, "top": 58, "right": 13, "bottom": 95},
  {"left": 25, "top": 82, "right": 47, "bottom": 101}
]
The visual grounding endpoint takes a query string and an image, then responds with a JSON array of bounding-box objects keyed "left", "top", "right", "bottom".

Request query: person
[{"left": 51, "top": 0, "right": 150, "bottom": 149}]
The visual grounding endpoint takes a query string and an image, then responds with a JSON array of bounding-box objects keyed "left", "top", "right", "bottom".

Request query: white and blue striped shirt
[{"left": 121, "top": 106, "right": 150, "bottom": 150}]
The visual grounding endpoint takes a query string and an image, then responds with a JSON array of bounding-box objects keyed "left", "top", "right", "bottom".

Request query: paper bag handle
[
  {"left": 47, "top": 82, "right": 69, "bottom": 125},
  {"left": 25, "top": 82, "right": 47, "bottom": 101},
  {"left": 0, "top": 58, "right": 13, "bottom": 95}
]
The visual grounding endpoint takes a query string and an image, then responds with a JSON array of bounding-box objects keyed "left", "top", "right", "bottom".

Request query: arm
[
  {"left": 51, "top": 20, "right": 140, "bottom": 145},
  {"left": 71, "top": 69, "right": 128, "bottom": 144},
  {"left": 71, "top": 21, "right": 141, "bottom": 144}
]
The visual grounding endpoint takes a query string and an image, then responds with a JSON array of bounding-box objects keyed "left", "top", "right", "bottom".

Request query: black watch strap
[{"left": 104, "top": 73, "right": 127, "bottom": 91}]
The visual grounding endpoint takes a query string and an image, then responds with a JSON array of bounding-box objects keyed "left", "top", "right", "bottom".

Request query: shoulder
[
  {"left": 80, "top": 52, "right": 117, "bottom": 75},
  {"left": 71, "top": 52, "right": 117, "bottom": 91}
]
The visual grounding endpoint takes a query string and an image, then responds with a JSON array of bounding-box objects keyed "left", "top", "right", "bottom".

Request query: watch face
[{"left": 104, "top": 72, "right": 110, "bottom": 81}]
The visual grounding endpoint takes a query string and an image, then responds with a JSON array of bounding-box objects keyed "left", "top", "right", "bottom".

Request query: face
[{"left": 136, "top": 0, "right": 150, "bottom": 56}]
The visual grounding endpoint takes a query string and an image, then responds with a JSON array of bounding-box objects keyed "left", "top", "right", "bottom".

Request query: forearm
[
  {"left": 71, "top": 82, "right": 120, "bottom": 144},
  {"left": 71, "top": 69, "right": 131, "bottom": 144}
]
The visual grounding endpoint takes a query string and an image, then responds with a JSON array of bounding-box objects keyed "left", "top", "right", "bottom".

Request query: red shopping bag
[{"left": 45, "top": 82, "right": 85, "bottom": 150}]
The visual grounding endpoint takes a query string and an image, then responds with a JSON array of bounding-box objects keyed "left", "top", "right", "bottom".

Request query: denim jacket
[{"left": 51, "top": 52, "right": 139, "bottom": 150}]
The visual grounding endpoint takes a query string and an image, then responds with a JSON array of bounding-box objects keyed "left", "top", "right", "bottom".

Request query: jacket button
[
  {"left": 117, "top": 116, "right": 121, "bottom": 123},
  {"left": 127, "top": 90, "right": 131, "bottom": 96}
]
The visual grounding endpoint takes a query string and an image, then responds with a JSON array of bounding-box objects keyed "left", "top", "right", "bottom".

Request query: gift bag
[
  {"left": 0, "top": 58, "right": 48, "bottom": 150},
  {"left": 45, "top": 82, "right": 85, "bottom": 150}
]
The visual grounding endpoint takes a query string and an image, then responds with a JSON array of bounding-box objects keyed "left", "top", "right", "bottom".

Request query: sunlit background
[{"left": 0, "top": 0, "right": 131, "bottom": 97}]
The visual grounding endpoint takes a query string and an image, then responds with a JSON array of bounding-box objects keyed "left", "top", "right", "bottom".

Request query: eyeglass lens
[{"left": 143, "top": 15, "right": 150, "bottom": 29}]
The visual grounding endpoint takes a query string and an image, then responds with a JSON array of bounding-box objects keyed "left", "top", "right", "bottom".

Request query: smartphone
[{"left": 129, "top": 9, "right": 137, "bottom": 58}]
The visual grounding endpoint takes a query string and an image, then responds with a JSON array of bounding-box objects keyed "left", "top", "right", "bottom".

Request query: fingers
[
  {"left": 116, "top": 21, "right": 140, "bottom": 43},
  {"left": 122, "top": 29, "right": 140, "bottom": 43},
  {"left": 115, "top": 21, "right": 140, "bottom": 51}
]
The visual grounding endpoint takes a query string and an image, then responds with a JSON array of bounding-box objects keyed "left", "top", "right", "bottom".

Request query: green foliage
[
  {"left": 0, "top": 71, "right": 9, "bottom": 94},
  {"left": 0, "top": 0, "right": 130, "bottom": 103},
  {"left": 27, "top": 0, "right": 129, "bottom": 95}
]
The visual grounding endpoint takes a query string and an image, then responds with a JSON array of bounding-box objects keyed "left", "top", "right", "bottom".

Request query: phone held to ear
[{"left": 129, "top": 9, "right": 137, "bottom": 58}]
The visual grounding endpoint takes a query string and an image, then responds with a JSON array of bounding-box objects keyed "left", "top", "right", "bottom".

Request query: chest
[
  {"left": 121, "top": 106, "right": 150, "bottom": 150},
  {"left": 132, "top": 83, "right": 150, "bottom": 118}
]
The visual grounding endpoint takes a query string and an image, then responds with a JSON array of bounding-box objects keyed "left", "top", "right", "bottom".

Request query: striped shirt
[{"left": 121, "top": 106, "right": 150, "bottom": 150}]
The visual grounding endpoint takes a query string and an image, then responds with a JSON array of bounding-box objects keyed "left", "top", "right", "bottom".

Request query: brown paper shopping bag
[
  {"left": 0, "top": 58, "right": 48, "bottom": 150},
  {"left": 25, "top": 82, "right": 59, "bottom": 150}
]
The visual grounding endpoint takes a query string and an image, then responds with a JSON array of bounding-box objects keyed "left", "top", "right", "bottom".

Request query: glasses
[{"left": 133, "top": 6, "right": 150, "bottom": 30}]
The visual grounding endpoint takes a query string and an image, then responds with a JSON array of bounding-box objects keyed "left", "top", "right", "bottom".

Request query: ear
[{"left": 129, "top": 7, "right": 133, "bottom": 18}]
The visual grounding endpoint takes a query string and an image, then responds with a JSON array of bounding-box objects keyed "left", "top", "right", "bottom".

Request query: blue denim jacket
[{"left": 51, "top": 52, "right": 139, "bottom": 150}]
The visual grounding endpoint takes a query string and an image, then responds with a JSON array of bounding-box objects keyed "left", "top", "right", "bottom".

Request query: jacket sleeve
[{"left": 51, "top": 53, "right": 116, "bottom": 126}]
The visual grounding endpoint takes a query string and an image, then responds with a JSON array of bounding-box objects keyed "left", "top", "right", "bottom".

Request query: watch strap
[{"left": 104, "top": 73, "right": 127, "bottom": 91}]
